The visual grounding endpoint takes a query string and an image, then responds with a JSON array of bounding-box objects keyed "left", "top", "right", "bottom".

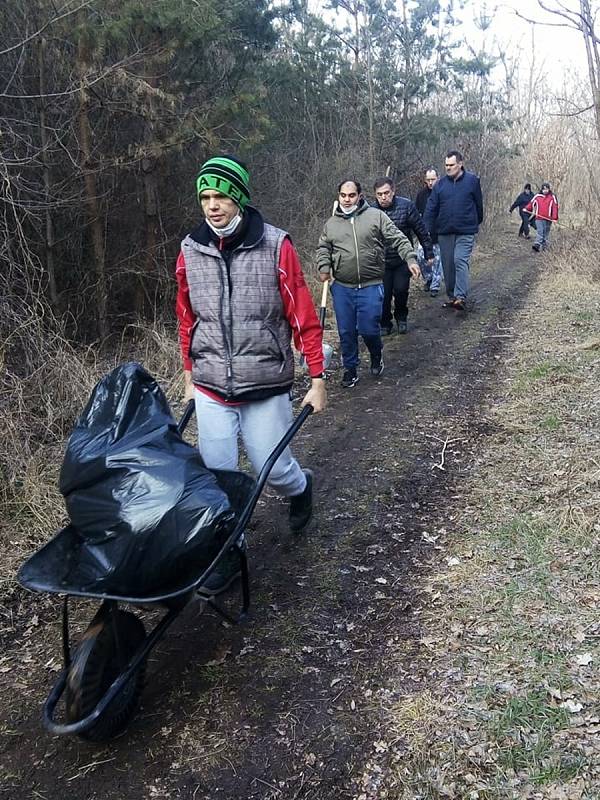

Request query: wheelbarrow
[{"left": 17, "top": 400, "right": 313, "bottom": 741}]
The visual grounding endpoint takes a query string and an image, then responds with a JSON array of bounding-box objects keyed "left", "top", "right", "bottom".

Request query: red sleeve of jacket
[
  {"left": 175, "top": 250, "right": 195, "bottom": 371},
  {"left": 278, "top": 238, "right": 324, "bottom": 377},
  {"left": 551, "top": 196, "right": 559, "bottom": 220},
  {"left": 523, "top": 199, "right": 533, "bottom": 213}
]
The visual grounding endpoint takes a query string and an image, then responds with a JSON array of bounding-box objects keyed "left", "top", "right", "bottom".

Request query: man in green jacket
[{"left": 317, "top": 179, "right": 419, "bottom": 387}]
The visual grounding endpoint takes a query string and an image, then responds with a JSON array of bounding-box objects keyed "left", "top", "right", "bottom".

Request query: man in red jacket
[
  {"left": 524, "top": 182, "right": 559, "bottom": 252},
  {"left": 176, "top": 155, "right": 326, "bottom": 594}
]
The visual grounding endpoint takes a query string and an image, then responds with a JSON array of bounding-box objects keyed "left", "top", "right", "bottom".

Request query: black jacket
[
  {"left": 510, "top": 190, "right": 534, "bottom": 213},
  {"left": 373, "top": 195, "right": 433, "bottom": 268},
  {"left": 415, "top": 186, "right": 438, "bottom": 243}
]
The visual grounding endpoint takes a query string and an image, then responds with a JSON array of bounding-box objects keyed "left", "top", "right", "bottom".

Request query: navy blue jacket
[
  {"left": 373, "top": 195, "right": 433, "bottom": 268},
  {"left": 509, "top": 190, "right": 534, "bottom": 213},
  {"left": 424, "top": 170, "right": 483, "bottom": 236}
]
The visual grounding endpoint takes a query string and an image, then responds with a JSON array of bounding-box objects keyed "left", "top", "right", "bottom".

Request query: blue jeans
[
  {"left": 437, "top": 234, "right": 476, "bottom": 300},
  {"left": 417, "top": 243, "right": 443, "bottom": 291},
  {"left": 534, "top": 219, "right": 552, "bottom": 249},
  {"left": 330, "top": 281, "right": 384, "bottom": 370},
  {"left": 193, "top": 390, "right": 306, "bottom": 497}
]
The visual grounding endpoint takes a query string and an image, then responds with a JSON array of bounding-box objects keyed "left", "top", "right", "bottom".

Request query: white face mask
[
  {"left": 206, "top": 213, "right": 243, "bottom": 238},
  {"left": 341, "top": 204, "right": 358, "bottom": 215}
]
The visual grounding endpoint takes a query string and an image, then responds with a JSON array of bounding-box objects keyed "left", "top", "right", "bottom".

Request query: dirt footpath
[{"left": 0, "top": 227, "right": 538, "bottom": 800}]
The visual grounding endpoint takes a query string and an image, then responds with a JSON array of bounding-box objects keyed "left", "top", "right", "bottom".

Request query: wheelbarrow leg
[
  {"left": 109, "top": 600, "right": 128, "bottom": 669},
  {"left": 62, "top": 596, "right": 71, "bottom": 670},
  {"left": 238, "top": 539, "right": 250, "bottom": 617},
  {"left": 206, "top": 537, "right": 250, "bottom": 625}
]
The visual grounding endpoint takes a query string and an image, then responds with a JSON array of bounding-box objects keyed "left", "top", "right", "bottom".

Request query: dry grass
[
  {"left": 0, "top": 303, "right": 184, "bottom": 594},
  {"left": 361, "top": 241, "right": 600, "bottom": 799}
]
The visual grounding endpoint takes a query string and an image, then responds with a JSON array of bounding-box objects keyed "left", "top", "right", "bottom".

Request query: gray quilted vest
[{"left": 182, "top": 223, "right": 294, "bottom": 398}]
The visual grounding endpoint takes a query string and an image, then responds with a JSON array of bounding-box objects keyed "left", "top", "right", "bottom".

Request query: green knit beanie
[{"left": 196, "top": 155, "right": 251, "bottom": 210}]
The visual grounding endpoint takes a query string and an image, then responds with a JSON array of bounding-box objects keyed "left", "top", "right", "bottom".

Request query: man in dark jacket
[
  {"left": 424, "top": 150, "right": 484, "bottom": 311},
  {"left": 176, "top": 155, "right": 326, "bottom": 593},
  {"left": 373, "top": 177, "right": 433, "bottom": 334},
  {"left": 509, "top": 183, "right": 535, "bottom": 239},
  {"left": 415, "top": 167, "right": 443, "bottom": 297}
]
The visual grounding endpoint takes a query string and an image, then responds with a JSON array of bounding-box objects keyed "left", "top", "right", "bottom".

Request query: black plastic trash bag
[{"left": 58, "top": 362, "right": 234, "bottom": 595}]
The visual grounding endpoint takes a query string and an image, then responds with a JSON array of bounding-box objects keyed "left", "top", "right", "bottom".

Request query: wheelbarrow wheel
[{"left": 65, "top": 608, "right": 146, "bottom": 741}]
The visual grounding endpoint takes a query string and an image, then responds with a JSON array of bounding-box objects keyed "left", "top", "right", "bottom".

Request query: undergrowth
[{"left": 381, "top": 234, "right": 600, "bottom": 799}]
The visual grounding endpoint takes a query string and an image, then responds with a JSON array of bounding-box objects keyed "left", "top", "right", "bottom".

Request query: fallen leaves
[{"left": 561, "top": 699, "right": 584, "bottom": 714}]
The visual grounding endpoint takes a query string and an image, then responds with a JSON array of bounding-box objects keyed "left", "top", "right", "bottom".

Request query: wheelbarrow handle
[
  {"left": 177, "top": 399, "right": 195, "bottom": 434},
  {"left": 178, "top": 400, "right": 312, "bottom": 445}
]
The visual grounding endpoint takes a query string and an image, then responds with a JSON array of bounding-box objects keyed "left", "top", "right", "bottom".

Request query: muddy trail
[{"left": 1, "top": 227, "right": 538, "bottom": 799}]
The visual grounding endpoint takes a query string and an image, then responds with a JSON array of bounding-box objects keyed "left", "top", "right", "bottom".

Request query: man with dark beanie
[
  {"left": 176, "top": 155, "right": 326, "bottom": 594},
  {"left": 509, "top": 182, "right": 535, "bottom": 239}
]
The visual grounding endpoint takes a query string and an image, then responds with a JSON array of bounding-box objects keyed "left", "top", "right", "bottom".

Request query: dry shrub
[
  {"left": 112, "top": 321, "right": 182, "bottom": 401},
  {"left": 545, "top": 230, "right": 600, "bottom": 283},
  {"left": 0, "top": 284, "right": 183, "bottom": 580}
]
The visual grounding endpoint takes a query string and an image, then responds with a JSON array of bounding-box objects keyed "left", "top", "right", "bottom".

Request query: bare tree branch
[
  {"left": 548, "top": 103, "right": 595, "bottom": 116},
  {"left": 0, "top": 53, "right": 145, "bottom": 100},
  {"left": 0, "top": 1, "right": 93, "bottom": 57},
  {"left": 514, "top": 10, "right": 573, "bottom": 29}
]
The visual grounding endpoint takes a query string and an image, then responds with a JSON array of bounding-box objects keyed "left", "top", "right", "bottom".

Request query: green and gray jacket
[{"left": 316, "top": 199, "right": 417, "bottom": 287}]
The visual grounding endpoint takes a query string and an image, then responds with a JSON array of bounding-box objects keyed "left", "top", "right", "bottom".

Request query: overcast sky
[
  {"left": 467, "top": 0, "right": 588, "bottom": 89},
  {"left": 311, "top": 0, "right": 589, "bottom": 92}
]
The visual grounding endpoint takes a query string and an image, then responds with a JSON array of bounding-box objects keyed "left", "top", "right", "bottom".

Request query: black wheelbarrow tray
[{"left": 17, "top": 401, "right": 313, "bottom": 741}]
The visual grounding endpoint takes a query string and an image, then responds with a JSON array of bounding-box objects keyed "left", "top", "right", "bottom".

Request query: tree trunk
[
  {"left": 76, "top": 21, "right": 108, "bottom": 338},
  {"left": 38, "top": 35, "right": 58, "bottom": 309},
  {"left": 580, "top": 0, "right": 600, "bottom": 140},
  {"left": 365, "top": 12, "right": 375, "bottom": 175},
  {"left": 137, "top": 48, "right": 161, "bottom": 318}
]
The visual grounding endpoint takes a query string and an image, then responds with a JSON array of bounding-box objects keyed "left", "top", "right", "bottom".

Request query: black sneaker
[
  {"left": 341, "top": 369, "right": 359, "bottom": 388},
  {"left": 197, "top": 537, "right": 244, "bottom": 596},
  {"left": 430, "top": 289, "right": 439, "bottom": 297},
  {"left": 370, "top": 355, "right": 384, "bottom": 377},
  {"left": 532, "top": 244, "right": 540, "bottom": 252},
  {"left": 397, "top": 320, "right": 408, "bottom": 334},
  {"left": 289, "top": 469, "right": 313, "bottom": 534},
  {"left": 380, "top": 325, "right": 393, "bottom": 336}
]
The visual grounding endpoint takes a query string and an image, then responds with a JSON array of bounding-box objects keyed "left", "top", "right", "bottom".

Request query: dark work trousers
[
  {"left": 518, "top": 210, "right": 532, "bottom": 237},
  {"left": 381, "top": 264, "right": 410, "bottom": 328}
]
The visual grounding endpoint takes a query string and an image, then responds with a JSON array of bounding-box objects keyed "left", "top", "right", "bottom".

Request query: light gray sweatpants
[{"left": 193, "top": 389, "right": 306, "bottom": 497}]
